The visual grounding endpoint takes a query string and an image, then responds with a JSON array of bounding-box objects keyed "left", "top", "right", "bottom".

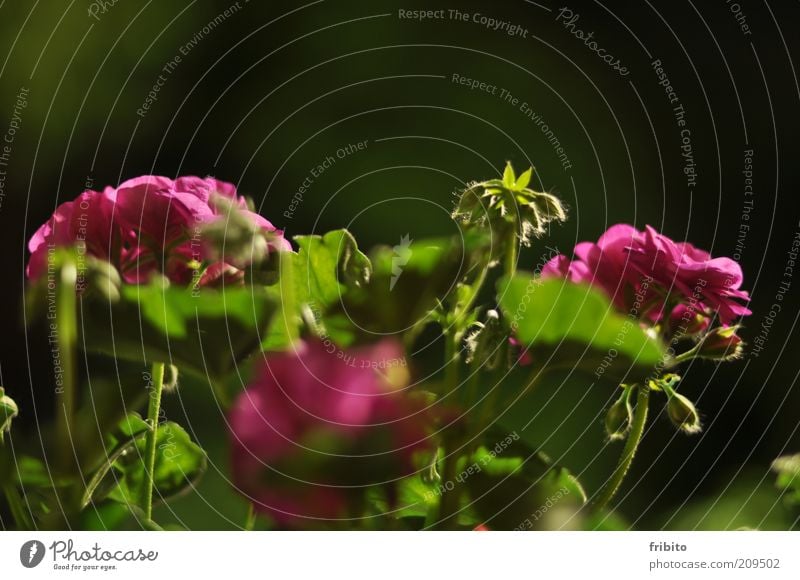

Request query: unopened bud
[
  {"left": 451, "top": 165, "right": 566, "bottom": 248},
  {"left": 666, "top": 392, "right": 702, "bottom": 434},
  {"left": 162, "top": 364, "right": 180, "bottom": 393},
  {"left": 465, "top": 309, "right": 507, "bottom": 370},
  {"left": 0, "top": 387, "right": 18, "bottom": 443},
  {"left": 202, "top": 194, "right": 270, "bottom": 268},
  {"left": 697, "top": 325, "right": 744, "bottom": 361},
  {"left": 605, "top": 387, "right": 634, "bottom": 440},
  {"left": 84, "top": 256, "right": 122, "bottom": 302}
]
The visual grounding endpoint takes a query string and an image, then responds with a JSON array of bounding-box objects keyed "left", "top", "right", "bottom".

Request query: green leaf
[
  {"left": 81, "top": 413, "right": 150, "bottom": 508},
  {"left": 772, "top": 454, "right": 800, "bottom": 504},
  {"left": 368, "top": 475, "right": 439, "bottom": 521},
  {"left": 516, "top": 167, "right": 533, "bottom": 190},
  {"left": 107, "top": 421, "right": 207, "bottom": 506},
  {"left": 503, "top": 162, "right": 516, "bottom": 188},
  {"left": 464, "top": 441, "right": 586, "bottom": 530},
  {"left": 584, "top": 509, "right": 630, "bottom": 531},
  {"left": 498, "top": 276, "right": 666, "bottom": 382},
  {"left": 329, "top": 232, "right": 490, "bottom": 343},
  {"left": 81, "top": 280, "right": 278, "bottom": 381},
  {"left": 293, "top": 229, "right": 371, "bottom": 308},
  {"left": 262, "top": 229, "right": 371, "bottom": 351},
  {"left": 470, "top": 435, "right": 587, "bottom": 503},
  {"left": 79, "top": 501, "right": 136, "bottom": 531},
  {"left": 457, "top": 430, "right": 587, "bottom": 529},
  {"left": 14, "top": 455, "right": 72, "bottom": 488}
]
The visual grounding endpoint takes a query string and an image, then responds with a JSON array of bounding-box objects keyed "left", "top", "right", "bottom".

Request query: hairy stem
[
  {"left": 594, "top": 385, "right": 650, "bottom": 512},
  {"left": 457, "top": 263, "right": 490, "bottom": 321},
  {"left": 55, "top": 261, "right": 78, "bottom": 475},
  {"left": 142, "top": 361, "right": 165, "bottom": 520}
]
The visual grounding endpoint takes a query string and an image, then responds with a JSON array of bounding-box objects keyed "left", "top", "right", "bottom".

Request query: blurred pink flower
[
  {"left": 27, "top": 175, "right": 289, "bottom": 285},
  {"left": 541, "top": 224, "right": 750, "bottom": 325},
  {"left": 229, "top": 340, "right": 431, "bottom": 525}
]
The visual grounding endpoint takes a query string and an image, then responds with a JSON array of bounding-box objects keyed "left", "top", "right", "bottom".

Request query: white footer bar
[{"left": 1, "top": 531, "right": 797, "bottom": 578}]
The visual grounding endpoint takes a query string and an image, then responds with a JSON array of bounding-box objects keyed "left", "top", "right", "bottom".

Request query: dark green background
[{"left": 1, "top": 0, "right": 798, "bottom": 529}]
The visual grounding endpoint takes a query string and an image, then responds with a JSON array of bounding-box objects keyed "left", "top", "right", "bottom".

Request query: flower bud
[
  {"left": 82, "top": 256, "right": 122, "bottom": 302},
  {"left": 452, "top": 182, "right": 484, "bottom": 224},
  {"left": 162, "top": 364, "right": 180, "bottom": 393},
  {"left": 666, "top": 392, "right": 702, "bottom": 434},
  {"left": 202, "top": 194, "right": 270, "bottom": 268},
  {"left": 0, "top": 387, "right": 18, "bottom": 443},
  {"left": 465, "top": 309, "right": 508, "bottom": 370},
  {"left": 451, "top": 164, "right": 566, "bottom": 248},
  {"left": 697, "top": 325, "right": 744, "bottom": 361},
  {"left": 605, "top": 387, "right": 634, "bottom": 440}
]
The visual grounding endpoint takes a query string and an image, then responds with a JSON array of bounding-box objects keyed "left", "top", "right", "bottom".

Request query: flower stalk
[
  {"left": 141, "top": 361, "right": 166, "bottom": 521},
  {"left": 594, "top": 384, "right": 650, "bottom": 512}
]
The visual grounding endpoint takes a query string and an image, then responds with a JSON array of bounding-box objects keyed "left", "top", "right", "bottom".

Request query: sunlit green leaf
[
  {"left": 262, "top": 229, "right": 371, "bottom": 351},
  {"left": 368, "top": 475, "right": 438, "bottom": 521},
  {"left": 503, "top": 162, "right": 516, "bottom": 188},
  {"left": 516, "top": 167, "right": 533, "bottom": 190},
  {"left": 81, "top": 280, "right": 278, "bottom": 380},
  {"left": 498, "top": 276, "right": 666, "bottom": 382},
  {"left": 293, "top": 229, "right": 371, "bottom": 308}
]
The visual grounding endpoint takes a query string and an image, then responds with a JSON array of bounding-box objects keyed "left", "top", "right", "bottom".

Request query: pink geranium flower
[
  {"left": 26, "top": 187, "right": 119, "bottom": 281},
  {"left": 541, "top": 224, "right": 750, "bottom": 325},
  {"left": 228, "top": 340, "right": 431, "bottom": 525},
  {"left": 27, "top": 175, "right": 289, "bottom": 286}
]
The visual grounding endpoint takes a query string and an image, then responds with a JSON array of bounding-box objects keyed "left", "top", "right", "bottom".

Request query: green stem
[
  {"left": 436, "top": 332, "right": 462, "bottom": 529},
  {"left": 3, "top": 484, "right": 32, "bottom": 530},
  {"left": 504, "top": 234, "right": 518, "bottom": 280},
  {"left": 456, "top": 264, "right": 489, "bottom": 321},
  {"left": 443, "top": 332, "right": 459, "bottom": 394},
  {"left": 244, "top": 503, "right": 257, "bottom": 531},
  {"left": 436, "top": 439, "right": 461, "bottom": 529},
  {"left": 670, "top": 342, "right": 702, "bottom": 366},
  {"left": 594, "top": 385, "right": 650, "bottom": 512},
  {"left": 55, "top": 261, "right": 78, "bottom": 475},
  {"left": 279, "top": 250, "right": 298, "bottom": 344},
  {"left": 142, "top": 361, "right": 165, "bottom": 520}
]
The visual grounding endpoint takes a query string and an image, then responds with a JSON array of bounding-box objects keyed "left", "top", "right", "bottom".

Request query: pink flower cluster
[
  {"left": 229, "top": 340, "right": 431, "bottom": 525},
  {"left": 542, "top": 224, "right": 751, "bottom": 326},
  {"left": 27, "top": 176, "right": 289, "bottom": 286}
]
